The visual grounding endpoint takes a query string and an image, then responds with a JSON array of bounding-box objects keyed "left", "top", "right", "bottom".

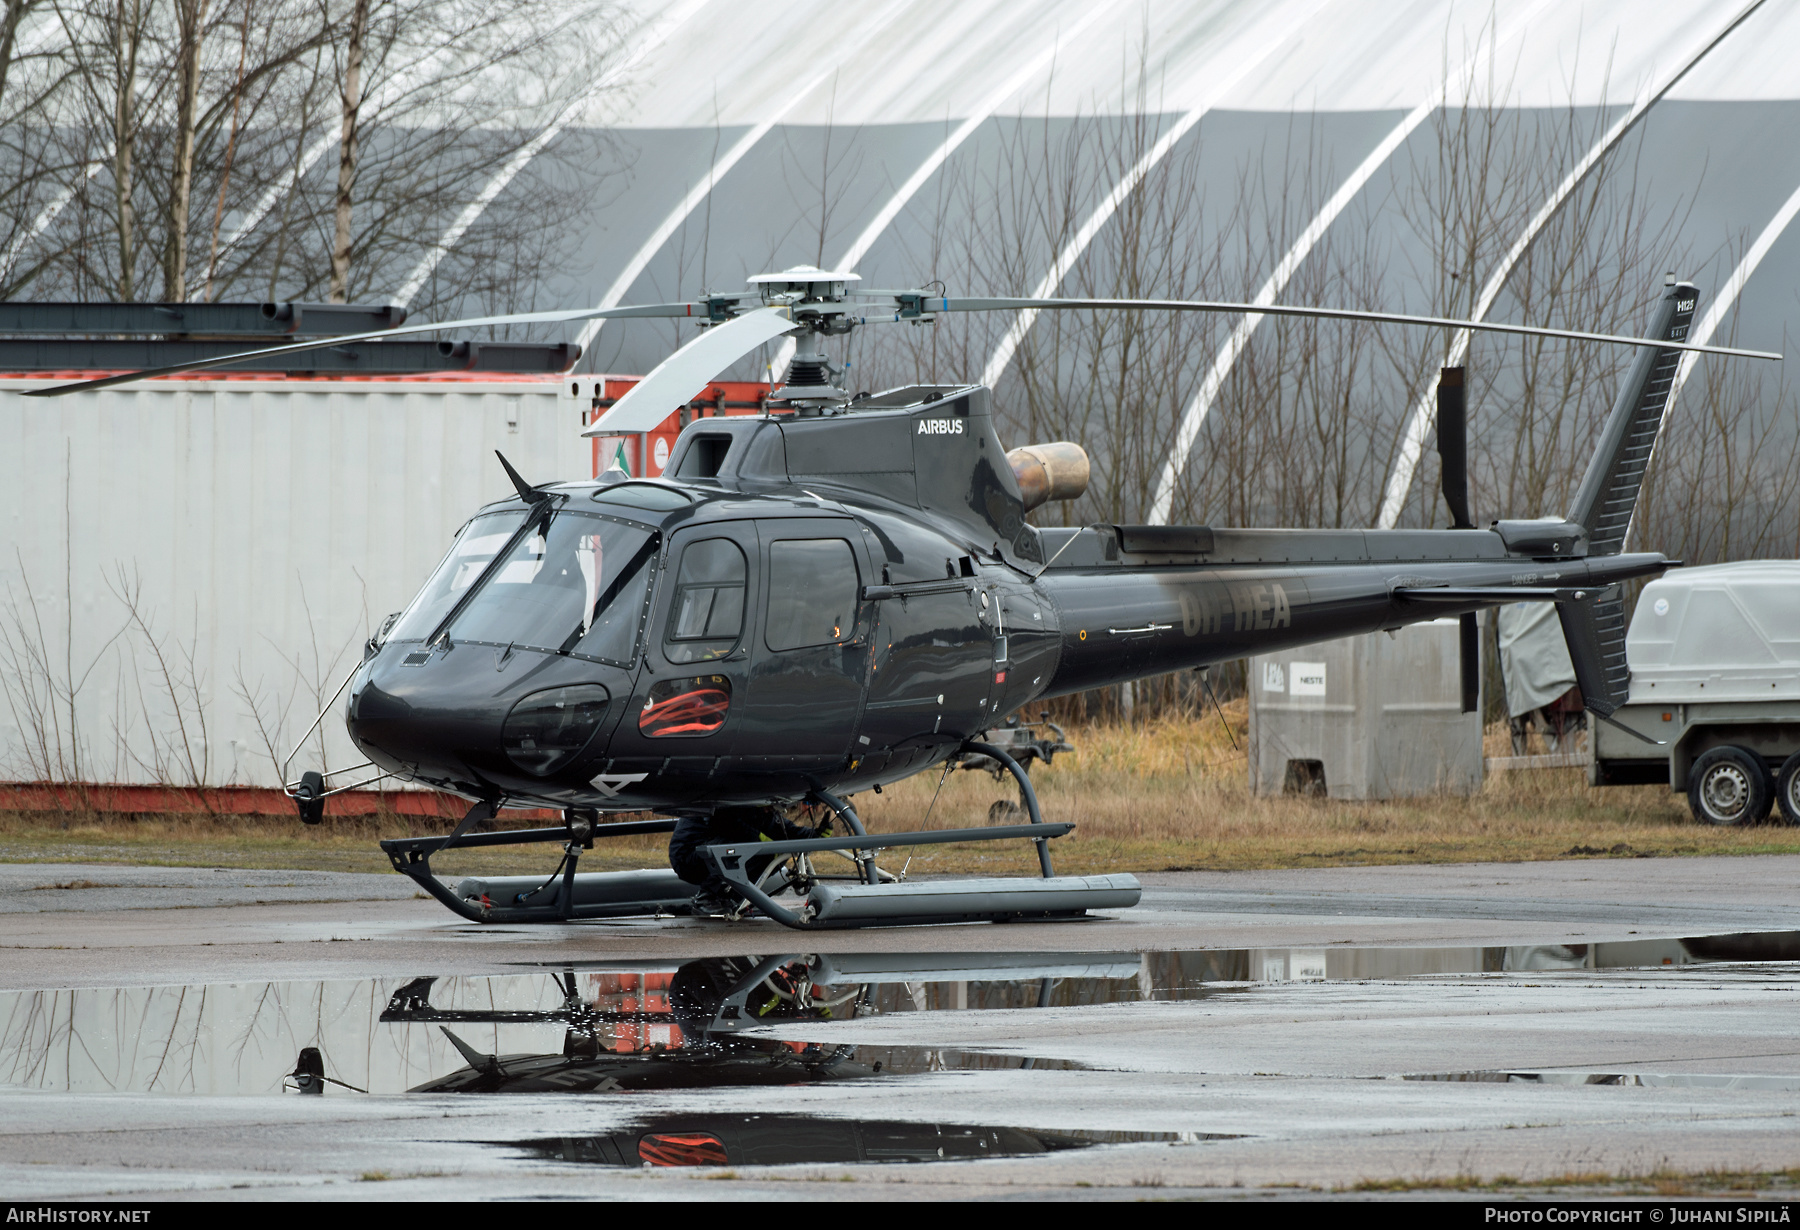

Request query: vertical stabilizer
[
  {"left": 1556, "top": 585, "right": 1631, "bottom": 717},
  {"left": 1555, "top": 280, "right": 1696, "bottom": 716},
  {"left": 1566, "top": 281, "right": 1699, "bottom": 554}
]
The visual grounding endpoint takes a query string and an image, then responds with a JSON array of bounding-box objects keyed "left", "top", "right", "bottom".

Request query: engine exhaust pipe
[{"left": 1007, "top": 441, "right": 1090, "bottom": 512}]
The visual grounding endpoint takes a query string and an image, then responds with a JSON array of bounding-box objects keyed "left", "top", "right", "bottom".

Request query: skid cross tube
[
  {"left": 381, "top": 817, "right": 679, "bottom": 923},
  {"left": 962, "top": 740, "right": 1055, "bottom": 877},
  {"left": 700, "top": 822, "right": 1076, "bottom": 929}
]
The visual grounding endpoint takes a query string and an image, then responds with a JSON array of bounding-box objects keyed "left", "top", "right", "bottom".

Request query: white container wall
[
  {"left": 1248, "top": 620, "right": 1484, "bottom": 800},
  {"left": 0, "top": 377, "right": 592, "bottom": 788}
]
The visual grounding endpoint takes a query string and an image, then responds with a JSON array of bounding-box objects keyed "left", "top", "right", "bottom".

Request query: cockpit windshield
[
  {"left": 387, "top": 509, "right": 528, "bottom": 643},
  {"left": 445, "top": 509, "right": 658, "bottom": 664}
]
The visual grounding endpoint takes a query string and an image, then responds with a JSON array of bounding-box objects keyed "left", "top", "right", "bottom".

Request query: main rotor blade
[
  {"left": 929, "top": 297, "right": 1782, "bottom": 361},
  {"left": 24, "top": 301, "right": 715, "bottom": 397},
  {"left": 582, "top": 306, "right": 797, "bottom": 437}
]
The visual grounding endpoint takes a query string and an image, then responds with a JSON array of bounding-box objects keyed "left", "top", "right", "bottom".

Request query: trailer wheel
[
  {"left": 1776, "top": 752, "right": 1800, "bottom": 827},
  {"left": 1688, "top": 746, "right": 1773, "bottom": 826}
]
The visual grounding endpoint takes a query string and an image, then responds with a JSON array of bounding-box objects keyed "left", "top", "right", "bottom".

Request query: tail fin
[
  {"left": 1556, "top": 280, "right": 1696, "bottom": 715},
  {"left": 1566, "top": 280, "right": 1699, "bottom": 555}
]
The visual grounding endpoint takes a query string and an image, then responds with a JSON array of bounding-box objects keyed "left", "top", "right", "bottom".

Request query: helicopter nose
[
  {"left": 346, "top": 647, "right": 622, "bottom": 790},
  {"left": 344, "top": 667, "right": 440, "bottom": 768}
]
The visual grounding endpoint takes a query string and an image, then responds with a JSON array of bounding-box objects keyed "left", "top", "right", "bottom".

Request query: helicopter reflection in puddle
[
  {"left": 384, "top": 956, "right": 872, "bottom": 1094},
  {"left": 368, "top": 953, "right": 1183, "bottom": 1168},
  {"left": 371, "top": 951, "right": 1132, "bottom": 1095}
]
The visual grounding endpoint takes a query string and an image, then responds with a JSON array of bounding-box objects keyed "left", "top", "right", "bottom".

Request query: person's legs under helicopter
[{"left": 668, "top": 805, "right": 821, "bottom": 915}]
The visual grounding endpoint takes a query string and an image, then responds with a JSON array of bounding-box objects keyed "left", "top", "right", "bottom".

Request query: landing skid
[{"left": 379, "top": 741, "right": 1142, "bottom": 928}]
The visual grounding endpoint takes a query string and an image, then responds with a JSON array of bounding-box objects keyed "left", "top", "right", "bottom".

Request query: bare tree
[
  {"left": 0, "top": 3, "right": 83, "bottom": 296},
  {"left": 327, "top": 0, "right": 364, "bottom": 302},
  {"left": 1634, "top": 308, "right": 1800, "bottom": 565},
  {"left": 108, "top": 565, "right": 213, "bottom": 790},
  {"left": 0, "top": 0, "right": 40, "bottom": 102},
  {"left": 51, "top": 0, "right": 160, "bottom": 298},
  {"left": 16, "top": 0, "right": 619, "bottom": 313},
  {"left": 160, "top": 0, "right": 206, "bottom": 298},
  {"left": 199, "top": 0, "right": 248, "bottom": 300}
]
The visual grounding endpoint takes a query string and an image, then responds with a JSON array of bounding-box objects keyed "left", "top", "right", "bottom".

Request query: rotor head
[{"left": 747, "top": 265, "right": 861, "bottom": 307}]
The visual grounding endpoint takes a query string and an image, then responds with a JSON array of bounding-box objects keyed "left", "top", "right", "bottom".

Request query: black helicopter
[{"left": 37, "top": 268, "right": 1775, "bottom": 928}]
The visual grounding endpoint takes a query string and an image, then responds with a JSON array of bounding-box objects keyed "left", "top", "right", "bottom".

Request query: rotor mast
[{"left": 746, "top": 265, "right": 861, "bottom": 410}]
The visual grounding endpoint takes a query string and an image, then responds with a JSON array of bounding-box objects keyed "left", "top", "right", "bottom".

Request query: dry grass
[
  {"left": 3, "top": 702, "right": 1798, "bottom": 877},
  {"left": 855, "top": 701, "right": 1800, "bottom": 876},
  {"left": 0, "top": 808, "right": 658, "bottom": 878}
]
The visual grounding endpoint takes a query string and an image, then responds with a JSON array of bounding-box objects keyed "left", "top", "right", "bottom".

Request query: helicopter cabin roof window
[
  {"left": 443, "top": 509, "right": 657, "bottom": 665},
  {"left": 665, "top": 538, "right": 746, "bottom": 664},
  {"left": 589, "top": 482, "right": 691, "bottom": 512},
  {"left": 387, "top": 509, "right": 527, "bottom": 642},
  {"left": 765, "top": 538, "right": 857, "bottom": 651}
]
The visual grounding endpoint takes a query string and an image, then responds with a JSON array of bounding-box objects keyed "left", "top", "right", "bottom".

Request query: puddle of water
[
  {"left": 504, "top": 1114, "right": 1208, "bottom": 1168},
  {"left": 2, "top": 934, "right": 1793, "bottom": 1097},
  {"left": 1407, "top": 1072, "right": 1800, "bottom": 1091}
]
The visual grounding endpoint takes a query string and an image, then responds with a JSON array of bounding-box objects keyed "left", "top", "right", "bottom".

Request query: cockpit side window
[
  {"left": 765, "top": 538, "right": 858, "bottom": 651},
  {"left": 665, "top": 537, "right": 747, "bottom": 663}
]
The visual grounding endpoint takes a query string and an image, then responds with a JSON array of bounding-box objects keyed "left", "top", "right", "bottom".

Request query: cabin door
[
  {"left": 736, "top": 518, "right": 874, "bottom": 772},
  {"left": 616, "top": 521, "right": 758, "bottom": 758}
]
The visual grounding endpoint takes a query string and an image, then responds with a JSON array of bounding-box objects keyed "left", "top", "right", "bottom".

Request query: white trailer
[
  {"left": 1591, "top": 561, "right": 1800, "bottom": 825},
  {"left": 0, "top": 374, "right": 597, "bottom": 790}
]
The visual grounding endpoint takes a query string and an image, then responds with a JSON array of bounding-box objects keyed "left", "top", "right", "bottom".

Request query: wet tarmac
[{"left": 2, "top": 856, "right": 1799, "bottom": 1199}]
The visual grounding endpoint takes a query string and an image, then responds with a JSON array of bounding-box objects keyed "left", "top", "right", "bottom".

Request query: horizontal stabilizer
[{"left": 1393, "top": 584, "right": 1634, "bottom": 715}]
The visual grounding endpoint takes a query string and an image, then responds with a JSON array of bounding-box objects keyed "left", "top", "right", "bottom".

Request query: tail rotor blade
[
  {"left": 1436, "top": 366, "right": 1473, "bottom": 530},
  {"left": 1459, "top": 611, "right": 1480, "bottom": 715},
  {"left": 582, "top": 307, "right": 796, "bottom": 437}
]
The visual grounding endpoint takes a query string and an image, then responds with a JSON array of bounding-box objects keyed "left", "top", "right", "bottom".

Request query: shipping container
[{"left": 0, "top": 373, "right": 592, "bottom": 790}]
